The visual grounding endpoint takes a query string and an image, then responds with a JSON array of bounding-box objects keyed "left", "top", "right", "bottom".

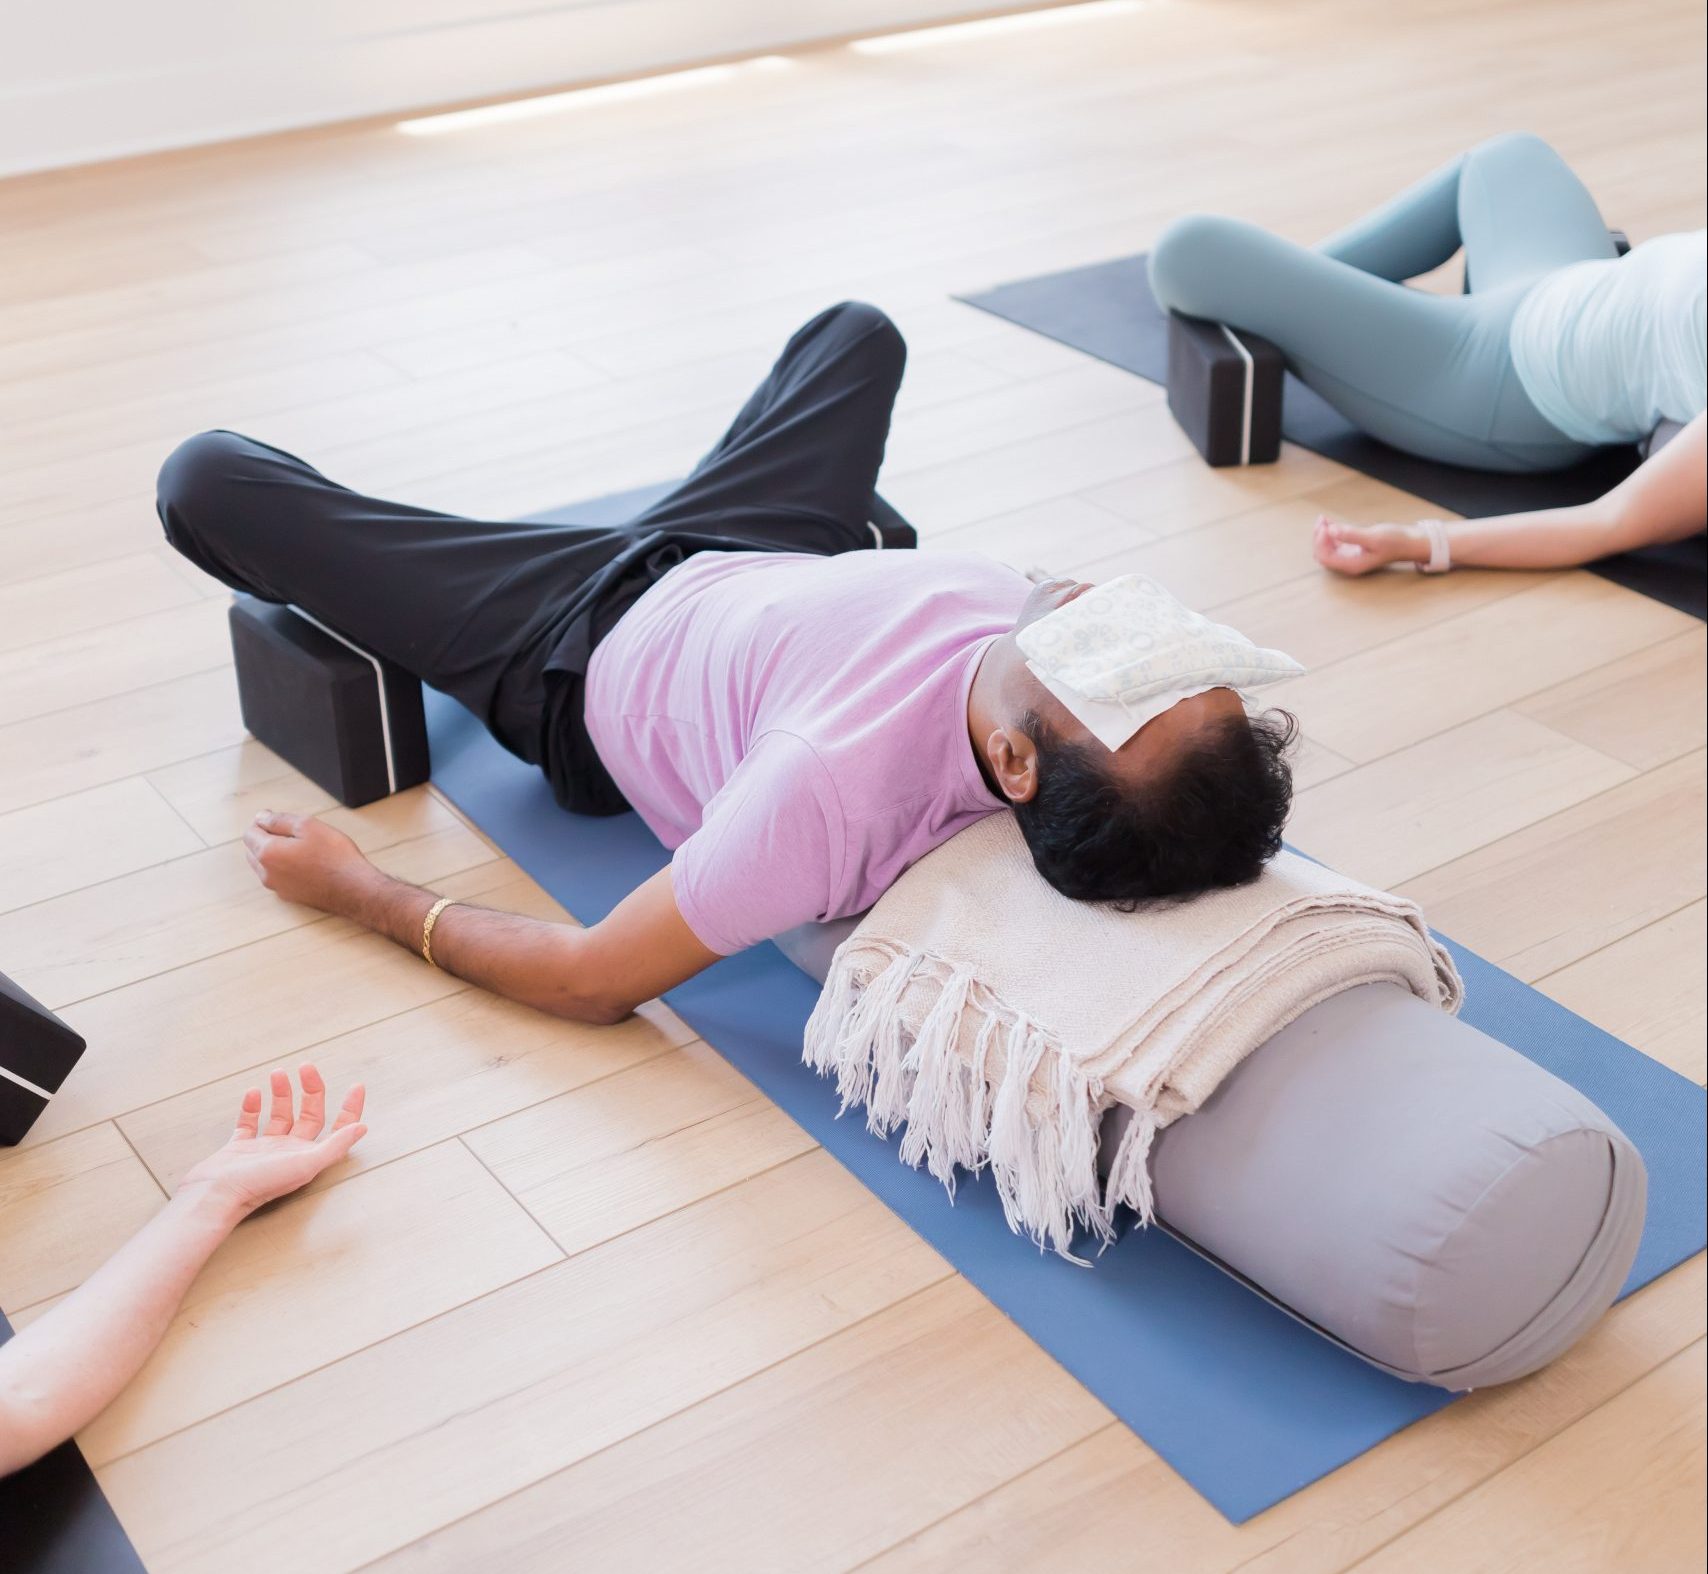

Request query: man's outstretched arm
[{"left": 241, "top": 811, "right": 721, "bottom": 1023}]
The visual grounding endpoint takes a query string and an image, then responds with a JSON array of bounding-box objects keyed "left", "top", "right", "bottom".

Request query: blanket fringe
[
  {"left": 1104, "top": 1105, "right": 1159, "bottom": 1227},
  {"left": 805, "top": 947, "right": 1111, "bottom": 1260},
  {"left": 801, "top": 835, "right": 1466, "bottom": 1260}
]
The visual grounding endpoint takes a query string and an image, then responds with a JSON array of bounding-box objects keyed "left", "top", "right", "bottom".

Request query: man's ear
[{"left": 985, "top": 724, "right": 1041, "bottom": 805}]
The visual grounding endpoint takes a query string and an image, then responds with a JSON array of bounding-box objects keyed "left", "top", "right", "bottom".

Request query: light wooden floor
[{"left": 2, "top": 0, "right": 1704, "bottom": 1568}]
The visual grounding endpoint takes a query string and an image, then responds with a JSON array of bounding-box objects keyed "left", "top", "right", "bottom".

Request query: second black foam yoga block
[
  {"left": 1, "top": 969, "right": 86, "bottom": 1145},
  {"left": 229, "top": 597, "right": 431, "bottom": 808},
  {"left": 1166, "top": 311, "right": 1285, "bottom": 467}
]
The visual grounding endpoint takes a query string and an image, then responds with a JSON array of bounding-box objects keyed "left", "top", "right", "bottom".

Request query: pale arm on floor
[
  {"left": 0, "top": 1070, "right": 365, "bottom": 1476},
  {"left": 1316, "top": 412, "right": 1707, "bottom": 574}
]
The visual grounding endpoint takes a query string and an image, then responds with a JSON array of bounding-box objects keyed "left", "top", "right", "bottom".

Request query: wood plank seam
[
  {"left": 1330, "top": 1337, "right": 1708, "bottom": 1574},
  {"left": 141, "top": 772, "right": 214, "bottom": 851},
  {"left": 1534, "top": 896, "right": 1708, "bottom": 1001},
  {"left": 73, "top": 1136, "right": 573, "bottom": 1467},
  {"left": 347, "top": 1272, "right": 967, "bottom": 1565},
  {"left": 1385, "top": 744, "right": 1704, "bottom": 896},
  {"left": 52, "top": 846, "right": 513, "bottom": 996},
  {"left": 843, "top": 1423, "right": 1121, "bottom": 1572},
  {"left": 457, "top": 1116, "right": 830, "bottom": 1260}
]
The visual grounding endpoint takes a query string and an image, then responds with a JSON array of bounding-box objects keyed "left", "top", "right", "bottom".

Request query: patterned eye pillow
[{"left": 1016, "top": 574, "right": 1304, "bottom": 750}]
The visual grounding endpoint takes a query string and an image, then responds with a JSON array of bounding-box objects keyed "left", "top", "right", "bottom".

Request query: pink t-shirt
[{"left": 583, "top": 549, "right": 1030, "bottom": 955}]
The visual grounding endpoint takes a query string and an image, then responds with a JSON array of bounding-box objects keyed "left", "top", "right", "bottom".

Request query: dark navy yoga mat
[
  {"left": 425, "top": 541, "right": 1705, "bottom": 1521},
  {"left": 0, "top": 1311, "right": 147, "bottom": 1574},
  {"left": 957, "top": 255, "right": 1707, "bottom": 620}
]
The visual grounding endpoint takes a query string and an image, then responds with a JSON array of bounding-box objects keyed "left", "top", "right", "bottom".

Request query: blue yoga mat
[{"left": 426, "top": 672, "right": 1705, "bottom": 1523}]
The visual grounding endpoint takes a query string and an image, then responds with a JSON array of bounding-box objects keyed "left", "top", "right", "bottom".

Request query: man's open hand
[{"left": 241, "top": 810, "right": 376, "bottom": 914}]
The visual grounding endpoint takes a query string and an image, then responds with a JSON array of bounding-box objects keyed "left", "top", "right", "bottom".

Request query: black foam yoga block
[
  {"left": 0, "top": 1314, "right": 149, "bottom": 1574},
  {"left": 1166, "top": 311, "right": 1285, "bottom": 467},
  {"left": 229, "top": 597, "right": 431, "bottom": 808},
  {"left": 1, "top": 969, "right": 86, "bottom": 1145},
  {"left": 869, "top": 492, "right": 916, "bottom": 548}
]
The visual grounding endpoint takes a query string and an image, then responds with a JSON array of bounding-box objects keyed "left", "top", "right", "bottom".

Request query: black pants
[{"left": 159, "top": 302, "right": 910, "bottom": 813}]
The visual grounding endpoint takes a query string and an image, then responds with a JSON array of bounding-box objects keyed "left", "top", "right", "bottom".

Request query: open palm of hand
[{"left": 179, "top": 1065, "right": 368, "bottom": 1216}]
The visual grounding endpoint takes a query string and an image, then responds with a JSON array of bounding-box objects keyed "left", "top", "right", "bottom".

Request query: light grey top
[{"left": 1511, "top": 230, "right": 1708, "bottom": 444}]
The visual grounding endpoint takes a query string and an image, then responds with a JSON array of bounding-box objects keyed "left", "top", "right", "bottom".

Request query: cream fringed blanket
[{"left": 802, "top": 814, "right": 1463, "bottom": 1258}]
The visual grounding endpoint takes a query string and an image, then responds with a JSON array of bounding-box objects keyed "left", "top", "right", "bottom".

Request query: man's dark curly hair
[{"left": 1012, "top": 708, "right": 1298, "bottom": 908}]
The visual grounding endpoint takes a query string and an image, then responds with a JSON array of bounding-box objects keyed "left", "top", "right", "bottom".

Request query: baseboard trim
[{"left": 1, "top": 1, "right": 1029, "bottom": 177}]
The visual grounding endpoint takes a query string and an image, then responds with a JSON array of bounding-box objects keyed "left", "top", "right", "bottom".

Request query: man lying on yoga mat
[
  {"left": 0, "top": 1068, "right": 365, "bottom": 1475},
  {"left": 158, "top": 303, "right": 1295, "bottom": 1027},
  {"left": 1147, "top": 132, "right": 1707, "bottom": 577}
]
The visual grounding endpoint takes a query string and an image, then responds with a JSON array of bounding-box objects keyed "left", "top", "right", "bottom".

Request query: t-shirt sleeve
[{"left": 669, "top": 733, "right": 844, "bottom": 956}]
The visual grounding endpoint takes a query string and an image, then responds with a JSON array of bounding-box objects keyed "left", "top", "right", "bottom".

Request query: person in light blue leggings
[
  {"left": 1150, "top": 133, "right": 1707, "bottom": 578},
  {"left": 1149, "top": 132, "right": 1619, "bottom": 474}
]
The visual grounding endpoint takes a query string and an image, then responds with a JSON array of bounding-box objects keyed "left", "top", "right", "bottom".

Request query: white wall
[{"left": 0, "top": 1, "right": 1008, "bottom": 177}]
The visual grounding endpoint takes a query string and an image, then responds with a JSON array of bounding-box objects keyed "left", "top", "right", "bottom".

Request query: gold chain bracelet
[{"left": 421, "top": 895, "right": 456, "bottom": 969}]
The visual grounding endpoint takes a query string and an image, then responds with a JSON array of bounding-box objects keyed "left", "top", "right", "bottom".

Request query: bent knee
[
  {"left": 1468, "top": 129, "right": 1557, "bottom": 164},
  {"left": 825, "top": 299, "right": 897, "bottom": 337},
  {"left": 1462, "top": 130, "right": 1582, "bottom": 193},
  {"left": 1148, "top": 213, "right": 1260, "bottom": 315},
  {"left": 156, "top": 429, "right": 259, "bottom": 522},
  {"left": 822, "top": 300, "right": 906, "bottom": 372}
]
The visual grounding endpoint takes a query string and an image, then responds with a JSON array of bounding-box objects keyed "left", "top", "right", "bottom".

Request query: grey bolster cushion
[{"left": 775, "top": 921, "right": 1646, "bottom": 1390}]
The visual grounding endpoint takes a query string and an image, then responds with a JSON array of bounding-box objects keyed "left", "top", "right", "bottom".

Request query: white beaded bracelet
[{"left": 1416, "top": 519, "right": 1453, "bottom": 575}]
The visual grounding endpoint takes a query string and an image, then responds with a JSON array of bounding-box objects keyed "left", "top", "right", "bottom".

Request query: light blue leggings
[{"left": 1148, "top": 133, "right": 1618, "bottom": 473}]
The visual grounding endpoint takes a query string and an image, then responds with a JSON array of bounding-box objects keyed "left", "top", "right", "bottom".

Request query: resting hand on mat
[
  {"left": 241, "top": 810, "right": 720, "bottom": 1025},
  {"left": 243, "top": 809, "right": 377, "bottom": 913},
  {"left": 1316, "top": 412, "right": 1707, "bottom": 577},
  {"left": 0, "top": 1068, "right": 366, "bottom": 1477}
]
